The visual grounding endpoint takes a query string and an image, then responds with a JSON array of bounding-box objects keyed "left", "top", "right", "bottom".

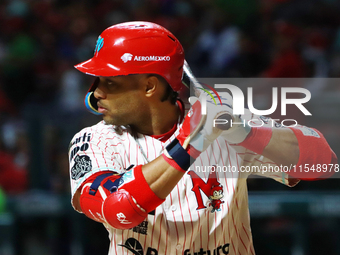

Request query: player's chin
[
  {"left": 102, "top": 115, "right": 125, "bottom": 126},
  {"left": 103, "top": 118, "right": 117, "bottom": 126}
]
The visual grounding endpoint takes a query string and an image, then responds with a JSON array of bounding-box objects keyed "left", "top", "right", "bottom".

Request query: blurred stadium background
[{"left": 0, "top": 0, "right": 339, "bottom": 254}]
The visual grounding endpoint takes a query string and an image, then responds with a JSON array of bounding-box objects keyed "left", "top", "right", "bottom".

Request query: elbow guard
[
  {"left": 79, "top": 166, "right": 165, "bottom": 229},
  {"left": 288, "top": 126, "right": 338, "bottom": 180}
]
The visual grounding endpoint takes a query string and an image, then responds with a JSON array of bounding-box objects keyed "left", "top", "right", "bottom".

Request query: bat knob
[{"left": 214, "top": 113, "right": 233, "bottom": 130}]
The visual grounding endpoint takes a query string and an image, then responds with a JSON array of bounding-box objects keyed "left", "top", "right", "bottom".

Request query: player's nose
[{"left": 94, "top": 80, "right": 106, "bottom": 99}]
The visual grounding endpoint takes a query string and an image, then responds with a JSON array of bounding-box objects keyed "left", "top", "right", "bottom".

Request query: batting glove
[{"left": 163, "top": 92, "right": 226, "bottom": 172}]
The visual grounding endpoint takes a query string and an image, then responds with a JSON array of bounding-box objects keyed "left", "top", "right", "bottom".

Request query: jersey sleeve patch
[{"left": 71, "top": 155, "right": 92, "bottom": 180}]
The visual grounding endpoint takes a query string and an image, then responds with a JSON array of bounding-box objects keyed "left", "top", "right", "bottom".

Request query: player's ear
[{"left": 144, "top": 75, "right": 160, "bottom": 97}]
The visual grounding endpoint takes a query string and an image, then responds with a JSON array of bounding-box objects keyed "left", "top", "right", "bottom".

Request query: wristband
[
  {"left": 163, "top": 138, "right": 196, "bottom": 172},
  {"left": 238, "top": 127, "right": 273, "bottom": 155},
  {"left": 288, "top": 127, "right": 337, "bottom": 180}
]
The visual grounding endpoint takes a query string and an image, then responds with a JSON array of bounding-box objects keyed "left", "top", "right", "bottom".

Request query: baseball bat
[{"left": 182, "top": 60, "right": 232, "bottom": 131}]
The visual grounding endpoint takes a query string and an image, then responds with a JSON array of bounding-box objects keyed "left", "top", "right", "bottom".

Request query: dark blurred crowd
[{"left": 1, "top": 0, "right": 340, "bottom": 205}]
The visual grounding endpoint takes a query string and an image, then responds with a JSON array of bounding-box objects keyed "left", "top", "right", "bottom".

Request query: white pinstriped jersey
[{"left": 69, "top": 110, "right": 297, "bottom": 255}]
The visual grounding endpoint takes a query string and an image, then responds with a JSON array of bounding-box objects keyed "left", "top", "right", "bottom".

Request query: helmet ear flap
[{"left": 84, "top": 78, "right": 102, "bottom": 115}]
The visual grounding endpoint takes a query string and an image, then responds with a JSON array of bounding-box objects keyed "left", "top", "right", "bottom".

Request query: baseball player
[{"left": 68, "top": 21, "right": 337, "bottom": 255}]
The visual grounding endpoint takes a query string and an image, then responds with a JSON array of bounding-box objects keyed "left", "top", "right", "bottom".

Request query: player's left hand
[{"left": 211, "top": 92, "right": 251, "bottom": 144}]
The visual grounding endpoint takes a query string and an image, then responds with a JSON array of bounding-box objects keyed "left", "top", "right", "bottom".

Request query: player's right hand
[
  {"left": 187, "top": 95, "right": 224, "bottom": 153},
  {"left": 163, "top": 92, "right": 227, "bottom": 172}
]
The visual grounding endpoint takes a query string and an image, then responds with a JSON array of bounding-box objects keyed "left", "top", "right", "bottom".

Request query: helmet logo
[
  {"left": 94, "top": 36, "right": 104, "bottom": 55},
  {"left": 121, "top": 53, "right": 133, "bottom": 63}
]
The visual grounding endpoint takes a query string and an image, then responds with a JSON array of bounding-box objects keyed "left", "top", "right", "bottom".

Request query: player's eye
[{"left": 103, "top": 78, "right": 116, "bottom": 85}]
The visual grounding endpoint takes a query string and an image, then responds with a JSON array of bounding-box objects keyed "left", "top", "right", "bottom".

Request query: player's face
[{"left": 94, "top": 74, "right": 151, "bottom": 127}]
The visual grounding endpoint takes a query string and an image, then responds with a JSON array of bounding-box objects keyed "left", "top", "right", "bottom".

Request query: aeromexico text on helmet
[{"left": 121, "top": 53, "right": 170, "bottom": 63}]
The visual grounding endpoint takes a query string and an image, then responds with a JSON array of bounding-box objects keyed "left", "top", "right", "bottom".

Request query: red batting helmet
[{"left": 75, "top": 21, "right": 185, "bottom": 115}]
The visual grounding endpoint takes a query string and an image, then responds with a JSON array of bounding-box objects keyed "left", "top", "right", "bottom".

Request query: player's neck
[{"left": 132, "top": 101, "right": 181, "bottom": 136}]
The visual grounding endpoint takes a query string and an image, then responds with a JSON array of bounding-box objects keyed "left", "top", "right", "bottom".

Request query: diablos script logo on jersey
[
  {"left": 188, "top": 167, "right": 225, "bottom": 212},
  {"left": 121, "top": 53, "right": 170, "bottom": 63},
  {"left": 71, "top": 155, "right": 92, "bottom": 180}
]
